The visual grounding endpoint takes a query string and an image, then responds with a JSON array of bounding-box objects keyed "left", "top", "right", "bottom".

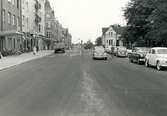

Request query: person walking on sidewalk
[{"left": 33, "top": 46, "right": 37, "bottom": 55}]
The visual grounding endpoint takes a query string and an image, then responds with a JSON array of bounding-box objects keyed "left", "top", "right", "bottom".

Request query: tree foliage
[
  {"left": 95, "top": 37, "right": 102, "bottom": 46},
  {"left": 84, "top": 40, "right": 94, "bottom": 49},
  {"left": 123, "top": 0, "right": 167, "bottom": 47}
]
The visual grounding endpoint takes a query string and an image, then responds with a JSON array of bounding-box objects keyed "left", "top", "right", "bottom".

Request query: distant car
[
  {"left": 129, "top": 47, "right": 150, "bottom": 64},
  {"left": 115, "top": 46, "right": 127, "bottom": 57},
  {"left": 93, "top": 46, "right": 107, "bottom": 60},
  {"left": 145, "top": 47, "right": 167, "bottom": 70},
  {"left": 54, "top": 42, "right": 65, "bottom": 53}
]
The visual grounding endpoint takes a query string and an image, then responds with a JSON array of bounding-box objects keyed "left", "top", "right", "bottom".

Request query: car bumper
[
  {"left": 93, "top": 55, "right": 107, "bottom": 59},
  {"left": 138, "top": 58, "right": 145, "bottom": 62},
  {"left": 161, "top": 65, "right": 167, "bottom": 67},
  {"left": 117, "top": 54, "right": 127, "bottom": 57}
]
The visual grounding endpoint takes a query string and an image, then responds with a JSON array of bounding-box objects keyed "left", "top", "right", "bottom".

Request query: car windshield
[
  {"left": 95, "top": 46, "right": 105, "bottom": 52},
  {"left": 157, "top": 49, "right": 167, "bottom": 54},
  {"left": 118, "top": 47, "right": 126, "bottom": 50},
  {"left": 136, "top": 48, "right": 149, "bottom": 52}
]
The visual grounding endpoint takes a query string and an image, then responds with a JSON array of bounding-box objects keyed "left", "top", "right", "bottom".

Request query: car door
[
  {"left": 151, "top": 49, "right": 157, "bottom": 66},
  {"left": 149, "top": 49, "right": 156, "bottom": 65}
]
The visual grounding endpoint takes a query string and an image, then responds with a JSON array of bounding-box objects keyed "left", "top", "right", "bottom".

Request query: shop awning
[{"left": 0, "top": 31, "right": 23, "bottom": 36}]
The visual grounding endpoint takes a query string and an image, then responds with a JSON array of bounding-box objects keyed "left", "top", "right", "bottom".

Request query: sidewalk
[{"left": 0, "top": 50, "right": 53, "bottom": 71}]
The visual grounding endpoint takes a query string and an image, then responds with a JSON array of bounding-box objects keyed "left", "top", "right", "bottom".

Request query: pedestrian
[{"left": 33, "top": 46, "right": 37, "bottom": 55}]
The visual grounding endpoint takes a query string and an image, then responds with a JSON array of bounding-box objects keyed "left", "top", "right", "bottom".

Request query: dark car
[{"left": 129, "top": 47, "right": 150, "bottom": 64}]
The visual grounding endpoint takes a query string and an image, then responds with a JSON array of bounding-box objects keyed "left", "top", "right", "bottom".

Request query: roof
[{"left": 102, "top": 28, "right": 109, "bottom": 35}]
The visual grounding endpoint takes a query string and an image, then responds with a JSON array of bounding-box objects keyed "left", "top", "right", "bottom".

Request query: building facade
[
  {"left": 0, "top": 0, "right": 22, "bottom": 52},
  {"left": 64, "top": 28, "right": 72, "bottom": 49},
  {"left": 21, "top": 0, "right": 46, "bottom": 51},
  {"left": 44, "top": 0, "right": 56, "bottom": 49},
  {"left": 102, "top": 25, "right": 123, "bottom": 48}
]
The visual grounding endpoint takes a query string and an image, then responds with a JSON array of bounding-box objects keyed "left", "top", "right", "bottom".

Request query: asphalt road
[{"left": 0, "top": 49, "right": 167, "bottom": 116}]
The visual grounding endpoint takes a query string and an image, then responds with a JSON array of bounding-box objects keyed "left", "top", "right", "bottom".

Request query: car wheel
[
  {"left": 145, "top": 60, "right": 149, "bottom": 67},
  {"left": 156, "top": 61, "right": 161, "bottom": 71}
]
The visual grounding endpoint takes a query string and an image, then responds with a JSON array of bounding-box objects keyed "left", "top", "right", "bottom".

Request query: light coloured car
[
  {"left": 127, "top": 49, "right": 132, "bottom": 57},
  {"left": 145, "top": 47, "right": 167, "bottom": 70},
  {"left": 105, "top": 46, "right": 112, "bottom": 54},
  {"left": 93, "top": 46, "right": 107, "bottom": 60},
  {"left": 115, "top": 46, "right": 127, "bottom": 57}
]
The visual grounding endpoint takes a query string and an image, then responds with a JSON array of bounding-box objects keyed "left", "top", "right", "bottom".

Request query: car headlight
[{"left": 159, "top": 59, "right": 167, "bottom": 64}]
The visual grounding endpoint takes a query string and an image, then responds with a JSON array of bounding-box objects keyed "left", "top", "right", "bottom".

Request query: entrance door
[{"left": 0, "top": 37, "right": 5, "bottom": 52}]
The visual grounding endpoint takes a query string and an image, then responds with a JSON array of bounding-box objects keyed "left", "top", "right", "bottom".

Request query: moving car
[
  {"left": 93, "top": 46, "right": 107, "bottom": 60},
  {"left": 129, "top": 47, "right": 150, "bottom": 64},
  {"left": 115, "top": 46, "right": 127, "bottom": 57},
  {"left": 54, "top": 42, "right": 65, "bottom": 53},
  {"left": 145, "top": 47, "right": 167, "bottom": 70}
]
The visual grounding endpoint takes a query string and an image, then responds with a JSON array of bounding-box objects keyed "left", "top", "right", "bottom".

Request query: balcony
[{"left": 35, "top": 0, "right": 41, "bottom": 11}]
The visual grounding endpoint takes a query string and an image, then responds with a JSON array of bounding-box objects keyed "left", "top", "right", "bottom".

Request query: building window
[
  {"left": 17, "top": 0, "right": 19, "bottom": 8},
  {"left": 14, "top": 15, "right": 17, "bottom": 25},
  {"left": 38, "top": 24, "right": 41, "bottom": 32},
  {"left": 17, "top": 17, "right": 20, "bottom": 30},
  {"left": 2, "top": 9, "right": 5, "bottom": 23},
  {"left": 12, "top": 15, "right": 15, "bottom": 25},
  {"left": 8, "top": 12, "right": 11, "bottom": 24},
  {"left": 47, "top": 22, "right": 51, "bottom": 28}
]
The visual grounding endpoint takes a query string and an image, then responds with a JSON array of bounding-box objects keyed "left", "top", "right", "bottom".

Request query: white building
[
  {"left": 22, "top": 0, "right": 46, "bottom": 50},
  {"left": 102, "top": 25, "right": 123, "bottom": 48},
  {"left": 22, "top": 0, "right": 35, "bottom": 33}
]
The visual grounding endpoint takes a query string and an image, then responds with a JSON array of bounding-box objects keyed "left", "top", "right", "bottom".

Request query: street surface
[{"left": 0, "top": 48, "right": 167, "bottom": 116}]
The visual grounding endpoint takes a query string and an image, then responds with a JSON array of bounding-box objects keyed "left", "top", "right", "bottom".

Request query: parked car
[
  {"left": 127, "top": 49, "right": 132, "bottom": 57},
  {"left": 145, "top": 47, "right": 167, "bottom": 70},
  {"left": 111, "top": 46, "right": 117, "bottom": 55},
  {"left": 115, "top": 46, "right": 127, "bottom": 57},
  {"left": 105, "top": 46, "right": 112, "bottom": 54},
  {"left": 129, "top": 47, "right": 150, "bottom": 64},
  {"left": 93, "top": 46, "right": 107, "bottom": 60}
]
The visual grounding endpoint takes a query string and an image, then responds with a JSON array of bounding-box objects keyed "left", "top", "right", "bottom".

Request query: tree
[
  {"left": 84, "top": 40, "right": 94, "bottom": 49},
  {"left": 123, "top": 0, "right": 154, "bottom": 46},
  {"left": 123, "top": 0, "right": 167, "bottom": 47},
  {"left": 95, "top": 37, "right": 102, "bottom": 46}
]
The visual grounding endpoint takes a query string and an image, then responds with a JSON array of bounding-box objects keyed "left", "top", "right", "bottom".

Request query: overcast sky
[{"left": 49, "top": 0, "right": 130, "bottom": 43}]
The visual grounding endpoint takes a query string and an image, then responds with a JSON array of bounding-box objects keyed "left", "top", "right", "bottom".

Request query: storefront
[{"left": 0, "top": 31, "right": 23, "bottom": 52}]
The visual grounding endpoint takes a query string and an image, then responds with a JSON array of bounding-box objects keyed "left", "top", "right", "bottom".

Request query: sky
[{"left": 49, "top": 0, "right": 130, "bottom": 43}]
